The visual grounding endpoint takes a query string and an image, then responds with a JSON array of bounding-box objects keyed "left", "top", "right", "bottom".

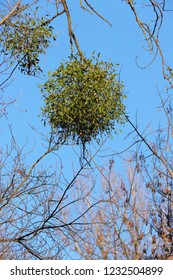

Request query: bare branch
[
  {"left": 0, "top": 1, "right": 22, "bottom": 26},
  {"left": 61, "top": 0, "right": 86, "bottom": 60}
]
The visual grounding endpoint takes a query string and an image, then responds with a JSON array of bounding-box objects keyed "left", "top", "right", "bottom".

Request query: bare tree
[
  {"left": 0, "top": 128, "right": 103, "bottom": 259},
  {"left": 61, "top": 160, "right": 151, "bottom": 260},
  {"left": 64, "top": 137, "right": 173, "bottom": 260},
  {"left": 1, "top": 0, "right": 173, "bottom": 260}
]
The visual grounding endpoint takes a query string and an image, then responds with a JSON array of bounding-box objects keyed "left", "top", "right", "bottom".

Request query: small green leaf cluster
[
  {"left": 1, "top": 12, "right": 56, "bottom": 75},
  {"left": 40, "top": 53, "right": 126, "bottom": 144}
]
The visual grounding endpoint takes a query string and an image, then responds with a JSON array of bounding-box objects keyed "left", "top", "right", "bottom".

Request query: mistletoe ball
[{"left": 40, "top": 53, "right": 126, "bottom": 144}]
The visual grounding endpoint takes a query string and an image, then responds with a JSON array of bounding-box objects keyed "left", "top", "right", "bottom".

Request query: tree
[
  {"left": 0, "top": 0, "right": 173, "bottom": 260},
  {"left": 64, "top": 162, "right": 150, "bottom": 260},
  {"left": 65, "top": 124, "right": 173, "bottom": 259}
]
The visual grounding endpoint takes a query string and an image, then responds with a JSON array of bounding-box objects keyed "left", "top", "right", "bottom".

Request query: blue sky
[{"left": 1, "top": 0, "right": 172, "bottom": 177}]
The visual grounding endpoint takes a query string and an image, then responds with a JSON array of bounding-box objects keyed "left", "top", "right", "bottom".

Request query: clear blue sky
[{"left": 1, "top": 0, "right": 172, "bottom": 177}]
